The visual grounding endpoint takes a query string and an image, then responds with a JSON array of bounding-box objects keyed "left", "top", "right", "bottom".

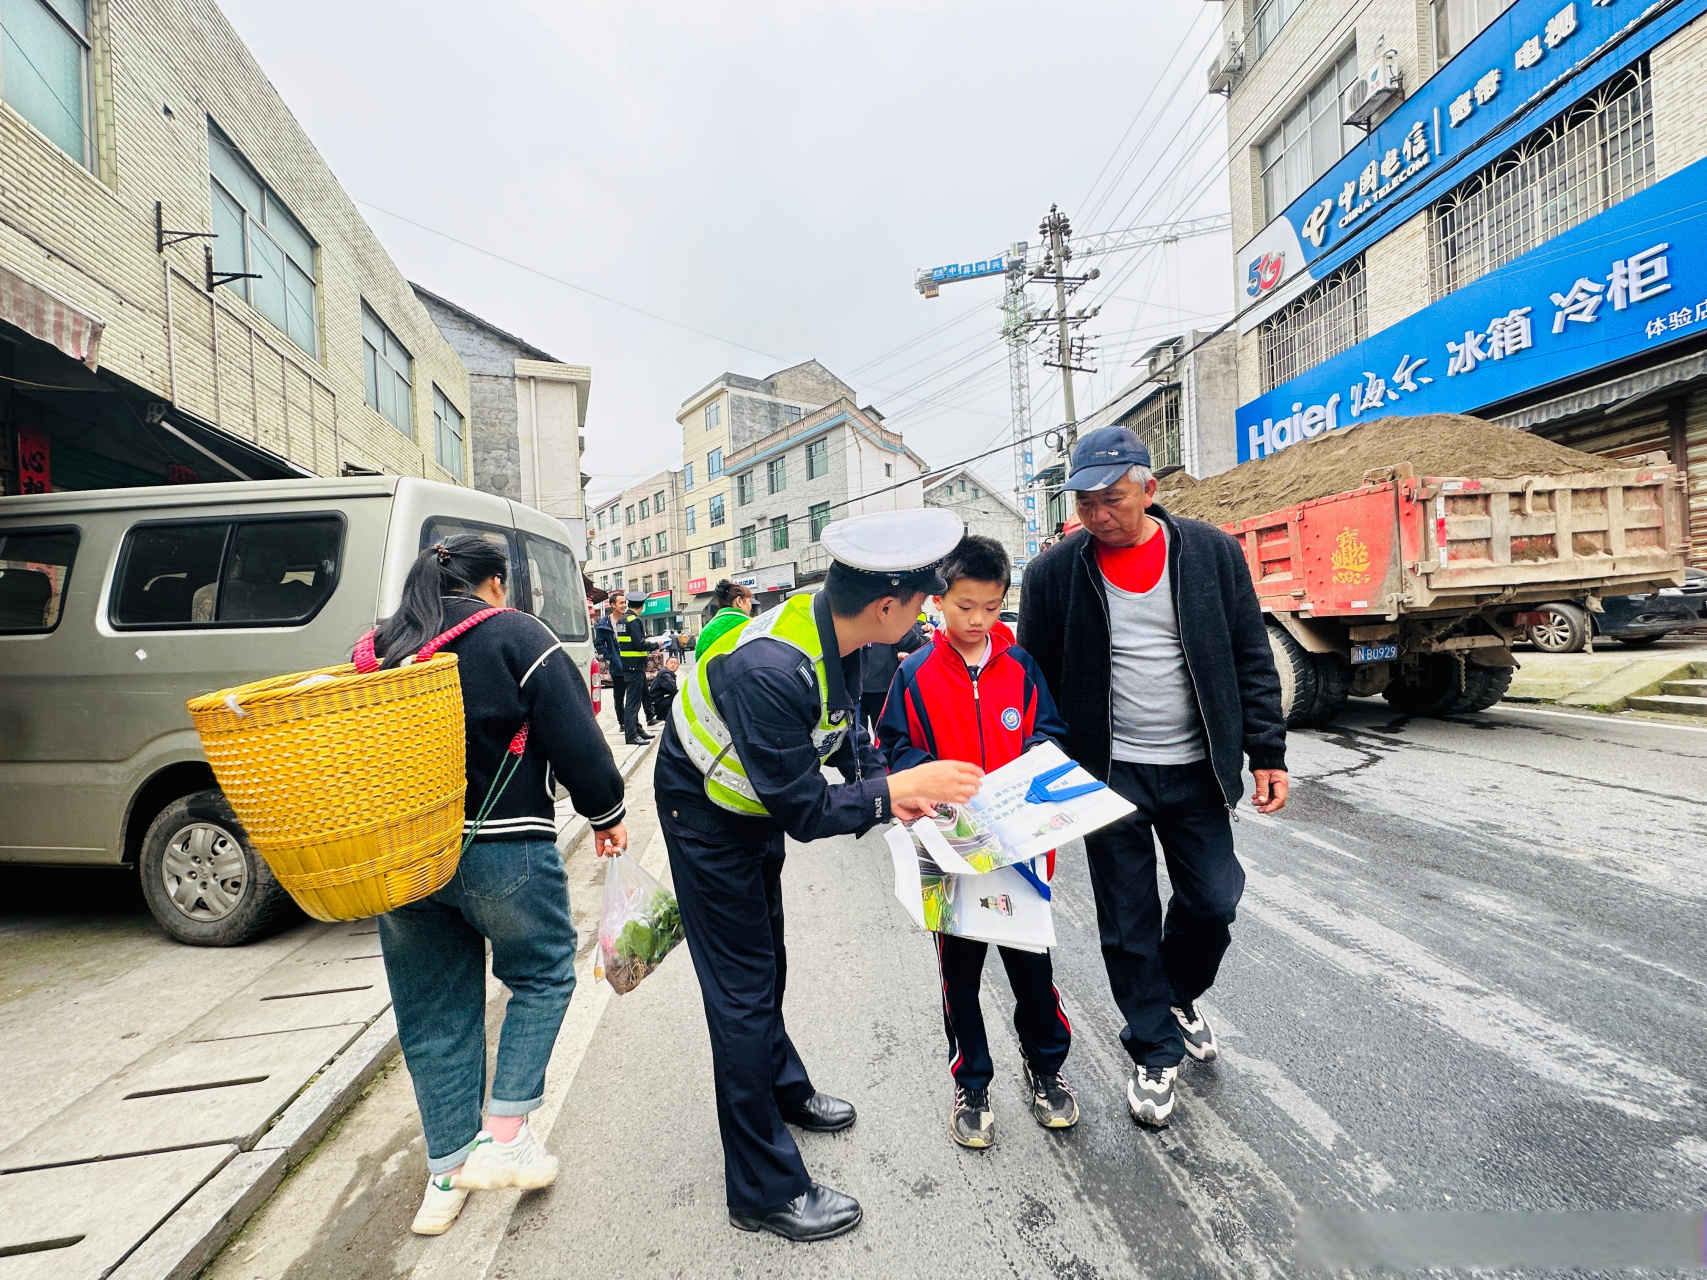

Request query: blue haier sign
[
  {"left": 1237, "top": 154, "right": 1707, "bottom": 462},
  {"left": 1238, "top": 0, "right": 1707, "bottom": 332}
]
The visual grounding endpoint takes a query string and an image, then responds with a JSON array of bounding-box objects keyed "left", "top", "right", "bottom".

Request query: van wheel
[
  {"left": 139, "top": 790, "right": 300, "bottom": 946},
  {"left": 1266, "top": 624, "right": 1319, "bottom": 728}
]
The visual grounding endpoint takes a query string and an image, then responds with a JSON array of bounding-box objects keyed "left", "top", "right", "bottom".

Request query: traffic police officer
[
  {"left": 655, "top": 508, "right": 983, "bottom": 1242},
  {"left": 613, "top": 595, "right": 653, "bottom": 744}
]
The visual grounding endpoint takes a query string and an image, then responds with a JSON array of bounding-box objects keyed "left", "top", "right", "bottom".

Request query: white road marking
[
  {"left": 1490, "top": 705, "right": 1707, "bottom": 736},
  {"left": 1241, "top": 867, "right": 1694, "bottom": 1123},
  {"left": 1289, "top": 830, "right": 1366, "bottom": 863},
  {"left": 1217, "top": 1047, "right": 1395, "bottom": 1196}
]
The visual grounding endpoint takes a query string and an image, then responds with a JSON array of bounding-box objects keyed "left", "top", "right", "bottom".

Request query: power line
[{"left": 356, "top": 200, "right": 791, "bottom": 363}]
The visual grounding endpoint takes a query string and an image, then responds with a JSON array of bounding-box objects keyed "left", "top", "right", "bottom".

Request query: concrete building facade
[
  {"left": 1216, "top": 0, "right": 1707, "bottom": 561},
  {"left": 412, "top": 286, "right": 591, "bottom": 546},
  {"left": 701, "top": 397, "right": 930, "bottom": 619},
  {"left": 923, "top": 466, "right": 1027, "bottom": 601},
  {"left": 588, "top": 470, "right": 686, "bottom": 633},
  {"left": 0, "top": 0, "right": 469, "bottom": 495}
]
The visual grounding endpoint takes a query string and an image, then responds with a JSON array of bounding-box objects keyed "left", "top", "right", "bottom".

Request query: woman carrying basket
[{"left": 366, "top": 536, "right": 628, "bottom": 1236}]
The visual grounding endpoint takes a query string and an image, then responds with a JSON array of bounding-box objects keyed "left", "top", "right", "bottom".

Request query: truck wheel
[
  {"left": 1267, "top": 624, "right": 1319, "bottom": 728},
  {"left": 1296, "top": 652, "right": 1352, "bottom": 727},
  {"left": 1527, "top": 602, "right": 1587, "bottom": 653},
  {"left": 139, "top": 789, "right": 300, "bottom": 946},
  {"left": 1439, "top": 664, "right": 1514, "bottom": 714},
  {"left": 1382, "top": 655, "right": 1458, "bottom": 715}
]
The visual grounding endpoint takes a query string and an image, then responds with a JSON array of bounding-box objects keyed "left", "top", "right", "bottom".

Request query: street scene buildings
[{"left": 2, "top": 0, "right": 1705, "bottom": 1276}]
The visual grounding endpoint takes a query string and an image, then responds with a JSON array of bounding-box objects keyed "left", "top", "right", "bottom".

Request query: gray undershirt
[{"left": 1103, "top": 525, "right": 1207, "bottom": 765}]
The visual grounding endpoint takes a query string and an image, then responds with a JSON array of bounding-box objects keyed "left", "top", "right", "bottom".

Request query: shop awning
[
  {"left": 0, "top": 262, "right": 104, "bottom": 369},
  {"left": 1493, "top": 349, "right": 1707, "bottom": 432}
]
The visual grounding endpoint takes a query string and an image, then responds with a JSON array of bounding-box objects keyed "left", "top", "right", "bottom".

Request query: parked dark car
[{"left": 1527, "top": 567, "right": 1707, "bottom": 652}]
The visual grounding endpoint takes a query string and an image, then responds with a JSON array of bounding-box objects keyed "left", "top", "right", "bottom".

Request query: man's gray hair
[{"left": 1128, "top": 464, "right": 1153, "bottom": 488}]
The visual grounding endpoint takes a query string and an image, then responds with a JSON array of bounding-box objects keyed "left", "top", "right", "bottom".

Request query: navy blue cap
[{"left": 1062, "top": 425, "right": 1153, "bottom": 492}]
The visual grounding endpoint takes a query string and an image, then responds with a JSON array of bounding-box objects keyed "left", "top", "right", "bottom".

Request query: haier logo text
[
  {"left": 1247, "top": 393, "right": 1343, "bottom": 460},
  {"left": 1246, "top": 252, "right": 1285, "bottom": 298}
]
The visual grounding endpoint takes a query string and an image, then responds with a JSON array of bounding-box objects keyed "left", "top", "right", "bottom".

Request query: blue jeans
[{"left": 377, "top": 838, "right": 577, "bottom": 1174}]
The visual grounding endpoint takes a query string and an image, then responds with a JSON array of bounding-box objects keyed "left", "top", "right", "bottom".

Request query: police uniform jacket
[{"left": 656, "top": 591, "right": 893, "bottom": 843}]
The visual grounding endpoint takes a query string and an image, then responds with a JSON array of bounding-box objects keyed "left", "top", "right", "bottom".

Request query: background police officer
[
  {"left": 652, "top": 509, "right": 982, "bottom": 1242},
  {"left": 613, "top": 594, "right": 653, "bottom": 744}
]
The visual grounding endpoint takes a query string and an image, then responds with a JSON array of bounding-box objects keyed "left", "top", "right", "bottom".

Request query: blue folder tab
[{"left": 1025, "top": 760, "right": 1105, "bottom": 806}]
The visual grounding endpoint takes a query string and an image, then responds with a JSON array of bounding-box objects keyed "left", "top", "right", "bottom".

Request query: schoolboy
[{"left": 878, "top": 535, "right": 1077, "bottom": 1147}]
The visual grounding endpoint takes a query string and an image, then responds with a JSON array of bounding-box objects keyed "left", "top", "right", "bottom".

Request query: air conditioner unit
[
  {"left": 742, "top": 557, "right": 755, "bottom": 569},
  {"left": 1343, "top": 52, "right": 1402, "bottom": 128},
  {"left": 1207, "top": 38, "right": 1243, "bottom": 95}
]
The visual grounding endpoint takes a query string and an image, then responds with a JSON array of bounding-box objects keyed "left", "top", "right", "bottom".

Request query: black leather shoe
[
  {"left": 781, "top": 1092, "right": 856, "bottom": 1133},
  {"left": 729, "top": 1182, "right": 861, "bottom": 1241}
]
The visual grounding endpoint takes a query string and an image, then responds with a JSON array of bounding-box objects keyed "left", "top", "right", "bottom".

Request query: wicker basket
[{"left": 187, "top": 656, "right": 468, "bottom": 921}]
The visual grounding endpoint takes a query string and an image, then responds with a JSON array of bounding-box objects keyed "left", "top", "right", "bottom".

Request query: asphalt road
[{"left": 481, "top": 703, "right": 1707, "bottom": 1280}]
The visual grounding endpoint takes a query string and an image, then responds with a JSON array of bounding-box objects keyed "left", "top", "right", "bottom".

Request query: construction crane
[{"left": 914, "top": 209, "right": 1231, "bottom": 558}]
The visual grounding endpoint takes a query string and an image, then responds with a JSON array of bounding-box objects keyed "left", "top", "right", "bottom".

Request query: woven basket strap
[
  {"left": 352, "top": 630, "right": 379, "bottom": 673},
  {"left": 417, "top": 606, "right": 513, "bottom": 661}
]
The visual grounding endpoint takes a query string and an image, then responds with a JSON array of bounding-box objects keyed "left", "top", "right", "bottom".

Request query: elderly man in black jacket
[{"left": 1018, "top": 425, "right": 1287, "bottom": 1130}]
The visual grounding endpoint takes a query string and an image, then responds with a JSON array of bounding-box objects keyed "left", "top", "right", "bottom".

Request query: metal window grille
[
  {"left": 1429, "top": 62, "right": 1654, "bottom": 300},
  {"left": 1259, "top": 258, "right": 1368, "bottom": 391},
  {"left": 1127, "top": 386, "right": 1183, "bottom": 470}
]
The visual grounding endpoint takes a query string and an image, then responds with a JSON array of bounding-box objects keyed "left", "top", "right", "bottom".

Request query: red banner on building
[{"left": 16, "top": 429, "right": 50, "bottom": 494}]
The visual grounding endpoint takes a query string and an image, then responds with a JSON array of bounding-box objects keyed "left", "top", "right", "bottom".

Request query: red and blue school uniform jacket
[{"left": 878, "top": 627, "right": 1071, "bottom": 878}]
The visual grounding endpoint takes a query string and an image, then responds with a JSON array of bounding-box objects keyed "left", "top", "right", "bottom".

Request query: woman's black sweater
[{"left": 436, "top": 595, "right": 626, "bottom": 843}]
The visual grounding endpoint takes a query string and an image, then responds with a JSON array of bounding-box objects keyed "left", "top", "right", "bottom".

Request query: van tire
[
  {"left": 1267, "top": 624, "right": 1319, "bottom": 728},
  {"left": 139, "top": 790, "right": 300, "bottom": 946}
]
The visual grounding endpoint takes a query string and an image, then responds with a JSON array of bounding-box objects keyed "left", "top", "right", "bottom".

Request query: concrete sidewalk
[
  {"left": 1504, "top": 637, "right": 1707, "bottom": 713},
  {"left": 0, "top": 701, "right": 653, "bottom": 1280}
]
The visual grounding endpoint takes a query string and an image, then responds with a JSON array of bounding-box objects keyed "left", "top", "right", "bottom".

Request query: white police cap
[{"left": 820, "top": 508, "right": 964, "bottom": 594}]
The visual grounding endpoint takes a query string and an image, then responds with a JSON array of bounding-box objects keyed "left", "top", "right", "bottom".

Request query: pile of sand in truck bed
[{"left": 1157, "top": 414, "right": 1608, "bottom": 528}]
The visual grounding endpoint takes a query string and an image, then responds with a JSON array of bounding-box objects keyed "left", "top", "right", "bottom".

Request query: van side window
[
  {"left": 113, "top": 517, "right": 343, "bottom": 628},
  {"left": 523, "top": 533, "right": 589, "bottom": 642},
  {"left": 420, "top": 518, "right": 514, "bottom": 607},
  {"left": 0, "top": 528, "right": 78, "bottom": 633}
]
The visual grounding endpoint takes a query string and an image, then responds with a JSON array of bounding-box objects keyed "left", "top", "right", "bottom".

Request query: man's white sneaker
[
  {"left": 410, "top": 1174, "right": 469, "bottom": 1235},
  {"left": 1171, "top": 1000, "right": 1219, "bottom": 1062},
  {"left": 1128, "top": 1064, "right": 1178, "bottom": 1128},
  {"left": 455, "top": 1121, "right": 559, "bottom": 1190}
]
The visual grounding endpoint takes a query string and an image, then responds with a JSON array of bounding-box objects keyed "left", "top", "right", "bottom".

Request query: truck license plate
[{"left": 1351, "top": 642, "right": 1399, "bottom": 664}]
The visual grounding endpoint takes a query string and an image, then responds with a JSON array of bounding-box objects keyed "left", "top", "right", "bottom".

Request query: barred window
[
  {"left": 1125, "top": 386, "right": 1183, "bottom": 471},
  {"left": 1429, "top": 62, "right": 1655, "bottom": 301},
  {"left": 1259, "top": 258, "right": 1367, "bottom": 391}
]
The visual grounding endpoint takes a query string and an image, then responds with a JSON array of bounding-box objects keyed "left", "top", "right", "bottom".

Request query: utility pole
[{"left": 1034, "top": 205, "right": 1100, "bottom": 454}]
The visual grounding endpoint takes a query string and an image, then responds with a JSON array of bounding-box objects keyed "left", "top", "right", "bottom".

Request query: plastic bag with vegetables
[{"left": 595, "top": 853, "right": 685, "bottom": 995}]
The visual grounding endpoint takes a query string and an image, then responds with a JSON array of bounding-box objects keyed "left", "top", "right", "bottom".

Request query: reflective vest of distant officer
[
  {"left": 648, "top": 508, "right": 983, "bottom": 1244},
  {"left": 614, "top": 603, "right": 652, "bottom": 744}
]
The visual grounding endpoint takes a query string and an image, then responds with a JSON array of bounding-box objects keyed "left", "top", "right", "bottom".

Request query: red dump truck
[{"left": 1223, "top": 461, "right": 1692, "bottom": 725}]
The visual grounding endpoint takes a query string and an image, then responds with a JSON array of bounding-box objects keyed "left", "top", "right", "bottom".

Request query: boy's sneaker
[
  {"left": 1023, "top": 1062, "right": 1080, "bottom": 1129},
  {"left": 455, "top": 1122, "right": 559, "bottom": 1190},
  {"left": 950, "top": 1084, "right": 996, "bottom": 1148},
  {"left": 1128, "top": 1065, "right": 1178, "bottom": 1128},
  {"left": 410, "top": 1173, "right": 469, "bottom": 1235},
  {"left": 1171, "top": 1000, "right": 1218, "bottom": 1062}
]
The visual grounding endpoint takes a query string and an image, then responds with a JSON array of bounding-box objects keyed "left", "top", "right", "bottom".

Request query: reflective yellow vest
[
  {"left": 671, "top": 594, "right": 850, "bottom": 815},
  {"left": 615, "top": 612, "right": 649, "bottom": 662}
]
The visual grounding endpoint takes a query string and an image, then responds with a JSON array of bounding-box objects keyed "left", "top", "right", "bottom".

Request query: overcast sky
[{"left": 220, "top": 0, "right": 1234, "bottom": 505}]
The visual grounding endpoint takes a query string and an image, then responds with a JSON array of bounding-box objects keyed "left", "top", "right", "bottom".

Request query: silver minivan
[{"left": 0, "top": 476, "right": 592, "bottom": 945}]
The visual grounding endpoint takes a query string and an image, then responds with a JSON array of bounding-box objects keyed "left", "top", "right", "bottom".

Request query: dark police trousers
[
  {"left": 620, "top": 666, "right": 647, "bottom": 739},
  {"left": 1083, "top": 759, "right": 1244, "bottom": 1068},
  {"left": 934, "top": 934, "right": 1070, "bottom": 1089},
  {"left": 662, "top": 814, "right": 816, "bottom": 1212}
]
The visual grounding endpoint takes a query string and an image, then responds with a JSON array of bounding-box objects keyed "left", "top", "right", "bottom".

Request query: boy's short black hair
[
  {"left": 822, "top": 562, "right": 925, "bottom": 619},
  {"left": 940, "top": 534, "right": 1010, "bottom": 592}
]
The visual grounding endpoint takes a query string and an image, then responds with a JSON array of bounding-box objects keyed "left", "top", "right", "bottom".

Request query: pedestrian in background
[
  {"left": 610, "top": 594, "right": 653, "bottom": 745},
  {"left": 648, "top": 652, "right": 681, "bottom": 723},
  {"left": 696, "top": 579, "right": 754, "bottom": 659},
  {"left": 858, "top": 616, "right": 927, "bottom": 742},
  {"left": 593, "top": 593, "right": 627, "bottom": 728},
  {"left": 366, "top": 536, "right": 627, "bottom": 1236},
  {"left": 879, "top": 535, "right": 1077, "bottom": 1148},
  {"left": 1017, "top": 425, "right": 1287, "bottom": 1129}
]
